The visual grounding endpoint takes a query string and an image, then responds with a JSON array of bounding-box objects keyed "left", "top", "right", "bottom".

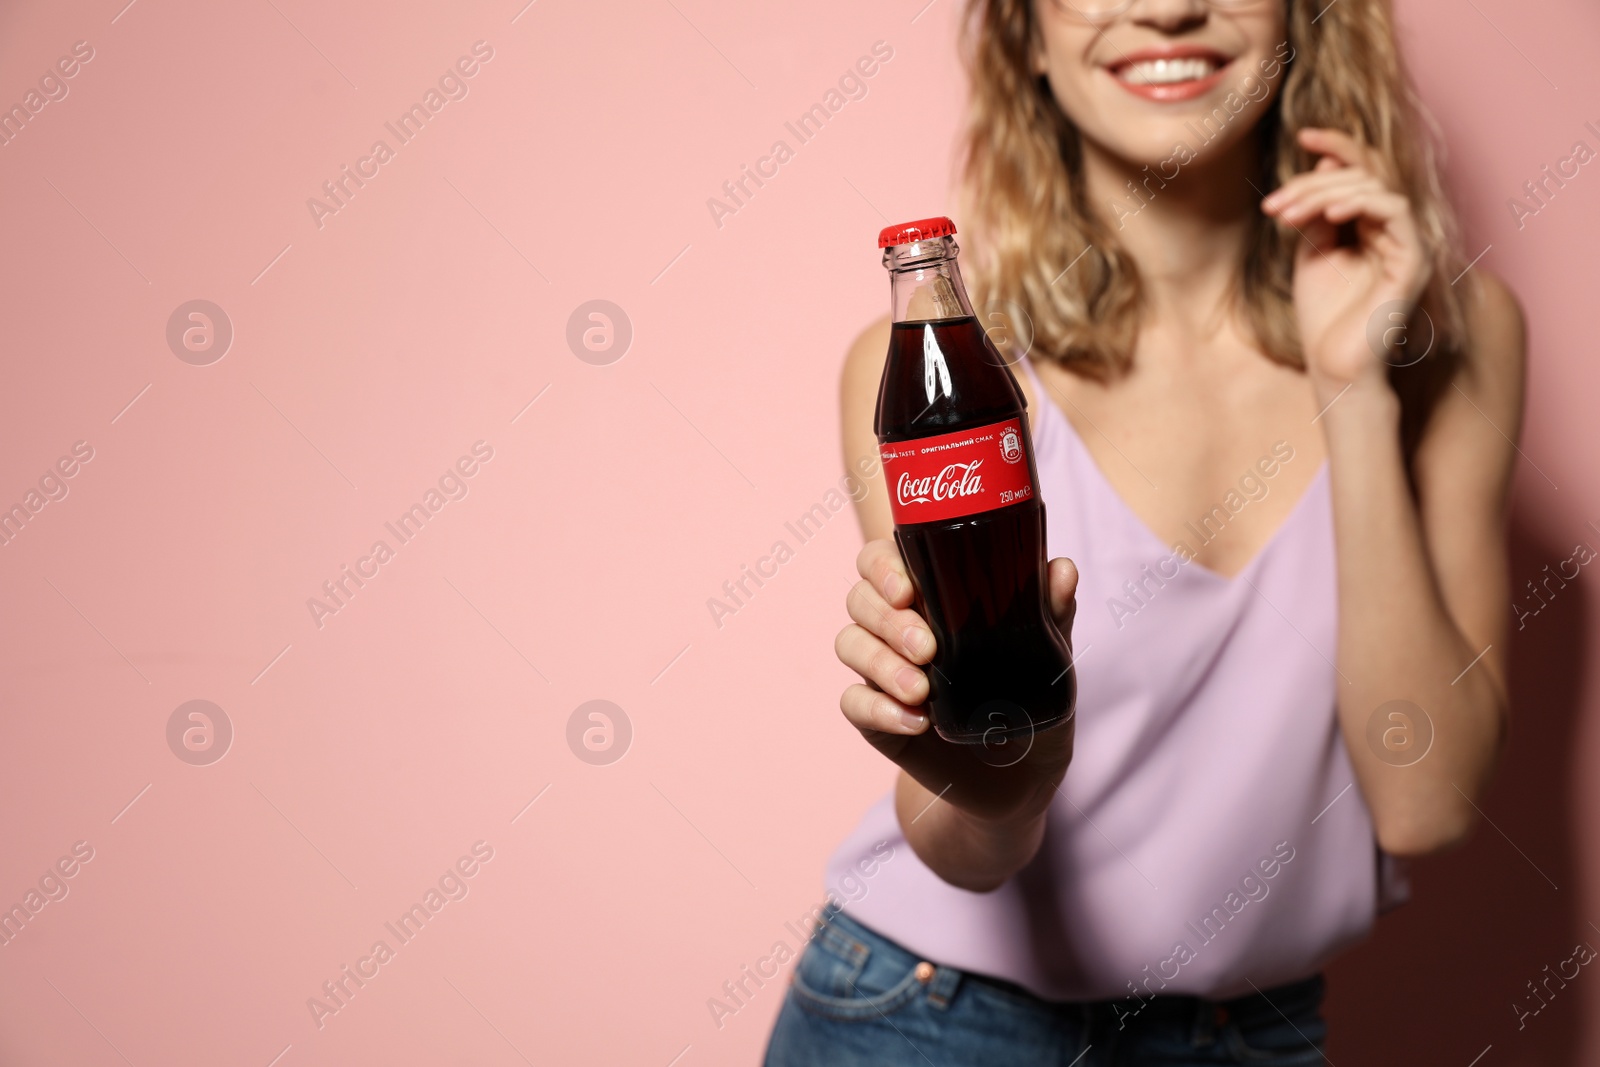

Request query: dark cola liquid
[{"left": 876, "top": 316, "right": 1075, "bottom": 745}]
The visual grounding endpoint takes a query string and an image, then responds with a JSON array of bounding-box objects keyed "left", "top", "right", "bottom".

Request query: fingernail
[
  {"left": 903, "top": 627, "right": 930, "bottom": 656},
  {"left": 895, "top": 667, "right": 924, "bottom": 696},
  {"left": 897, "top": 706, "right": 927, "bottom": 731},
  {"left": 884, "top": 572, "right": 902, "bottom": 599}
]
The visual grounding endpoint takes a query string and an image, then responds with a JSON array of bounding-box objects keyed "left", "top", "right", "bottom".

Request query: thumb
[{"left": 1047, "top": 557, "right": 1079, "bottom": 631}]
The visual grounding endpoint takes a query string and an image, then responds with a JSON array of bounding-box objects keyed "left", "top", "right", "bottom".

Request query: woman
[{"left": 765, "top": 0, "right": 1524, "bottom": 1063}]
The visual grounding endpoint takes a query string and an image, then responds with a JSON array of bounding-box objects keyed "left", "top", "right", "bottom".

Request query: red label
[{"left": 879, "top": 417, "right": 1035, "bottom": 525}]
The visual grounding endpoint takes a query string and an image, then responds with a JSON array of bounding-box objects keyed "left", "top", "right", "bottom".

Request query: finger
[
  {"left": 1300, "top": 127, "right": 1397, "bottom": 186},
  {"left": 836, "top": 623, "right": 930, "bottom": 705},
  {"left": 840, "top": 681, "right": 929, "bottom": 739},
  {"left": 1265, "top": 166, "right": 1374, "bottom": 203},
  {"left": 846, "top": 578, "right": 937, "bottom": 664},
  {"left": 1267, "top": 183, "right": 1343, "bottom": 252},
  {"left": 1283, "top": 187, "right": 1419, "bottom": 268},
  {"left": 1046, "top": 557, "right": 1079, "bottom": 631},
  {"left": 1263, "top": 171, "right": 1380, "bottom": 219},
  {"left": 857, "top": 538, "right": 914, "bottom": 609},
  {"left": 1296, "top": 127, "right": 1372, "bottom": 170},
  {"left": 1326, "top": 195, "right": 1428, "bottom": 289},
  {"left": 1321, "top": 190, "right": 1411, "bottom": 226},
  {"left": 1276, "top": 179, "right": 1391, "bottom": 227}
]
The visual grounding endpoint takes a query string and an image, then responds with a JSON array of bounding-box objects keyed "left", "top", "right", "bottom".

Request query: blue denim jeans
[{"left": 764, "top": 909, "right": 1328, "bottom": 1067}]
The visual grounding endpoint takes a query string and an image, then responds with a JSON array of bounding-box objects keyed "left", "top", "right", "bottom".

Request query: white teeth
[{"left": 1117, "top": 57, "right": 1219, "bottom": 86}]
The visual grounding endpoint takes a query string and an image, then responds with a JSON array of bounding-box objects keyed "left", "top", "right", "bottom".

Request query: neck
[{"left": 1080, "top": 134, "right": 1265, "bottom": 336}]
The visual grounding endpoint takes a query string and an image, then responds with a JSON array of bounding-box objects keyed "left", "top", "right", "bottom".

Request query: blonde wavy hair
[{"left": 957, "top": 0, "right": 1468, "bottom": 453}]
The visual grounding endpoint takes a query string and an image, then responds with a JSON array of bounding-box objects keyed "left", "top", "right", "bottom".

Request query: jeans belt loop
[
  {"left": 1190, "top": 997, "right": 1220, "bottom": 1047},
  {"left": 926, "top": 965, "right": 962, "bottom": 1010}
]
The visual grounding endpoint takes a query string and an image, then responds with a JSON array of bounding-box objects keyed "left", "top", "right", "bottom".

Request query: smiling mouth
[{"left": 1113, "top": 56, "right": 1225, "bottom": 86}]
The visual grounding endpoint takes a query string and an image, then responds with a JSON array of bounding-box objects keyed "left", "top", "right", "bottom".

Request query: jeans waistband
[{"left": 817, "top": 905, "right": 1324, "bottom": 1033}]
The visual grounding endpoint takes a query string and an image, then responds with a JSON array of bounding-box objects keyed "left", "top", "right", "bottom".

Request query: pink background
[{"left": 0, "top": 1, "right": 1594, "bottom": 1063}]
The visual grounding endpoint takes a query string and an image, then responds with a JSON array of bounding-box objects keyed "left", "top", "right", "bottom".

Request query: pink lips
[{"left": 1104, "top": 44, "right": 1234, "bottom": 103}]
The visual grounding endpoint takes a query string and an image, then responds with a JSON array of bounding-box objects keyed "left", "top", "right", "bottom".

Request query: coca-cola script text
[{"left": 880, "top": 418, "right": 1035, "bottom": 525}]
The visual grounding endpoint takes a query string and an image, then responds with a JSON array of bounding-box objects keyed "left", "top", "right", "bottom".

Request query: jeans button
[{"left": 915, "top": 961, "right": 936, "bottom": 984}]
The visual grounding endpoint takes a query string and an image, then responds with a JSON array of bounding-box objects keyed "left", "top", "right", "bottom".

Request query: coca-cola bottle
[{"left": 874, "top": 216, "right": 1075, "bottom": 747}]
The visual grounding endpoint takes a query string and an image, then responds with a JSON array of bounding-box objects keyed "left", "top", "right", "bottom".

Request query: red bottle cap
[{"left": 878, "top": 216, "right": 957, "bottom": 248}]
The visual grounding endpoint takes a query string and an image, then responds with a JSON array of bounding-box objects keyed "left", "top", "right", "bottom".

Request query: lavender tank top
[{"left": 825, "top": 354, "right": 1401, "bottom": 1002}]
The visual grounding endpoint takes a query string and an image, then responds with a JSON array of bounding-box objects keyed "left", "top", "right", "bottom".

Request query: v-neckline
[{"left": 1028, "top": 365, "right": 1329, "bottom": 585}]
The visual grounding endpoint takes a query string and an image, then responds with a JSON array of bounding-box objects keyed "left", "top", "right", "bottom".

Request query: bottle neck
[{"left": 884, "top": 236, "right": 974, "bottom": 324}]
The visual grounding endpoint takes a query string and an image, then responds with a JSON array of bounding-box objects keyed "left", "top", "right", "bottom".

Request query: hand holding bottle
[{"left": 836, "top": 538, "right": 1078, "bottom": 889}]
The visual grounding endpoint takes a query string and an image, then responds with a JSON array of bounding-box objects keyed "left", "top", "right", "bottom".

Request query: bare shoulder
[
  {"left": 841, "top": 314, "right": 893, "bottom": 404},
  {"left": 1458, "top": 269, "right": 1527, "bottom": 396},
  {"left": 1412, "top": 268, "right": 1527, "bottom": 503}
]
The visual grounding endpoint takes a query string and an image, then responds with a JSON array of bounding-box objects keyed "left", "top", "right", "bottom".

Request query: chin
[
  {"left": 1097, "top": 123, "right": 1213, "bottom": 165},
  {"left": 1078, "top": 88, "right": 1270, "bottom": 170}
]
